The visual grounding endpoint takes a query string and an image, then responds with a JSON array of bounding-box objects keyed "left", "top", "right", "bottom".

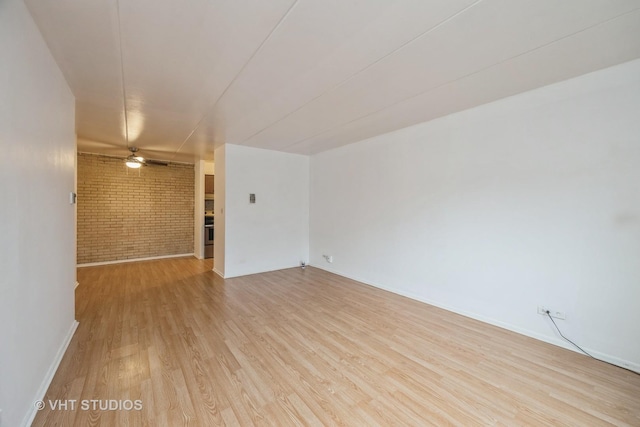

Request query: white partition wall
[
  {"left": 220, "top": 144, "right": 309, "bottom": 278},
  {"left": 0, "top": 1, "right": 77, "bottom": 425},
  {"left": 213, "top": 145, "right": 226, "bottom": 277}
]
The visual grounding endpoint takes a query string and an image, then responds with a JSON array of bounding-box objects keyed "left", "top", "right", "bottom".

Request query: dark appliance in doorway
[{"left": 204, "top": 215, "right": 214, "bottom": 259}]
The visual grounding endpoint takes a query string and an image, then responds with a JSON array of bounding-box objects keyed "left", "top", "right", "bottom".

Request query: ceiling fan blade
[{"left": 145, "top": 159, "right": 169, "bottom": 166}]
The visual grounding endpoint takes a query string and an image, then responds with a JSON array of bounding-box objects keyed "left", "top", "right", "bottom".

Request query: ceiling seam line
[
  {"left": 115, "top": 0, "right": 130, "bottom": 149},
  {"left": 282, "top": 6, "right": 640, "bottom": 154},
  {"left": 237, "top": 0, "right": 484, "bottom": 145},
  {"left": 170, "top": 0, "right": 302, "bottom": 160}
]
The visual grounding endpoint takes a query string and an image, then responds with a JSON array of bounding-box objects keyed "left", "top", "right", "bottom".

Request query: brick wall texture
[{"left": 77, "top": 153, "right": 194, "bottom": 264}]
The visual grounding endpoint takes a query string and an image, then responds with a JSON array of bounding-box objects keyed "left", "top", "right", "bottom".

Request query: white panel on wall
[
  {"left": 310, "top": 59, "right": 640, "bottom": 371},
  {"left": 224, "top": 144, "right": 309, "bottom": 278},
  {"left": 0, "top": 1, "right": 77, "bottom": 426}
]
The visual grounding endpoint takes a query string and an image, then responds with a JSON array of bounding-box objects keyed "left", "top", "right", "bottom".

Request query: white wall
[
  {"left": 310, "top": 59, "right": 640, "bottom": 371},
  {"left": 222, "top": 144, "right": 309, "bottom": 278},
  {"left": 213, "top": 146, "right": 226, "bottom": 276},
  {"left": 0, "top": 1, "right": 78, "bottom": 426}
]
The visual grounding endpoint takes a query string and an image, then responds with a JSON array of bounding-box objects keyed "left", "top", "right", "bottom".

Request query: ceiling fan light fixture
[
  {"left": 123, "top": 146, "right": 167, "bottom": 168},
  {"left": 124, "top": 146, "right": 146, "bottom": 168},
  {"left": 125, "top": 159, "right": 142, "bottom": 168}
]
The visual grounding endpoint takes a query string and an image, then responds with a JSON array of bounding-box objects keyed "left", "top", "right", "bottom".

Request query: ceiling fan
[{"left": 124, "top": 147, "right": 169, "bottom": 168}]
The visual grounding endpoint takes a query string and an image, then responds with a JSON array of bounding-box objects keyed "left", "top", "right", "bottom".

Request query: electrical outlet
[
  {"left": 323, "top": 254, "right": 333, "bottom": 263},
  {"left": 537, "top": 306, "right": 566, "bottom": 320}
]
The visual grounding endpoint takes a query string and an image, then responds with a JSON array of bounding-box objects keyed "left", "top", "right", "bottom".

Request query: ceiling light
[
  {"left": 124, "top": 146, "right": 147, "bottom": 168},
  {"left": 125, "top": 159, "right": 142, "bottom": 168}
]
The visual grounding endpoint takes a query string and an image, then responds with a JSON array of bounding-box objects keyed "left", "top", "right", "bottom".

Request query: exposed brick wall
[{"left": 77, "top": 153, "right": 194, "bottom": 264}]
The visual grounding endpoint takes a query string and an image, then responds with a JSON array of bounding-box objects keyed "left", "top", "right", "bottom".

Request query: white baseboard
[
  {"left": 77, "top": 253, "right": 195, "bottom": 268},
  {"left": 215, "top": 263, "right": 307, "bottom": 279},
  {"left": 223, "top": 263, "right": 304, "bottom": 279},
  {"left": 21, "top": 320, "right": 79, "bottom": 427},
  {"left": 311, "top": 264, "right": 640, "bottom": 374}
]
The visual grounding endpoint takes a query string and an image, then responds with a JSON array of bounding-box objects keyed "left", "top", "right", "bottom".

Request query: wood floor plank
[{"left": 31, "top": 257, "right": 640, "bottom": 426}]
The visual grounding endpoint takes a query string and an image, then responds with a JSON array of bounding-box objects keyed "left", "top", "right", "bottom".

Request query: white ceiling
[{"left": 25, "top": 0, "right": 640, "bottom": 162}]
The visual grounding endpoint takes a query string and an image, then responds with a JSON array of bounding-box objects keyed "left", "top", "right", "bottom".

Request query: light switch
[
  {"left": 250, "top": 193, "right": 256, "bottom": 204},
  {"left": 69, "top": 192, "right": 77, "bottom": 204}
]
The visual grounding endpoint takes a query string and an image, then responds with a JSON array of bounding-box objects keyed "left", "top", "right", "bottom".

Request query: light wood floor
[{"left": 33, "top": 257, "right": 639, "bottom": 426}]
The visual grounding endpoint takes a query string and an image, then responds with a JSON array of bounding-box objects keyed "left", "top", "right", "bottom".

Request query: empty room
[{"left": 1, "top": 0, "right": 640, "bottom": 426}]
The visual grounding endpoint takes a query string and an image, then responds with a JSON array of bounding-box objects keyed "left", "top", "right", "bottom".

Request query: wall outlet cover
[{"left": 537, "top": 305, "right": 566, "bottom": 320}]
